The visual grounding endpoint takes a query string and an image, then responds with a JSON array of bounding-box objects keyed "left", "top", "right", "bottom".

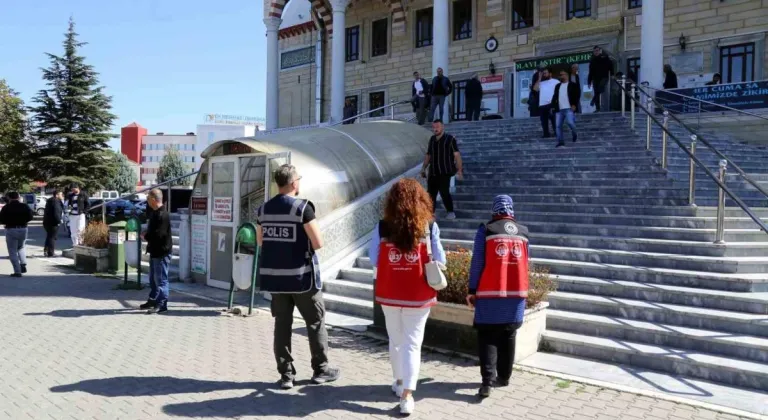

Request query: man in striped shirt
[{"left": 420, "top": 119, "right": 463, "bottom": 220}]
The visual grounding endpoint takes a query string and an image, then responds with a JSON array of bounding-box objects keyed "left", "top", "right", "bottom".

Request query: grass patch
[{"left": 555, "top": 380, "right": 572, "bottom": 389}]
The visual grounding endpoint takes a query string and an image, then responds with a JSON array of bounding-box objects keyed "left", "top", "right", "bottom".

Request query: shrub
[
  {"left": 81, "top": 222, "right": 109, "bottom": 249},
  {"left": 437, "top": 248, "right": 557, "bottom": 309}
]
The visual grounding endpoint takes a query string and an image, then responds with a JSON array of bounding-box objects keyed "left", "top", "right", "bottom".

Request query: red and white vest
[
  {"left": 374, "top": 221, "right": 437, "bottom": 308},
  {"left": 477, "top": 218, "right": 530, "bottom": 298}
]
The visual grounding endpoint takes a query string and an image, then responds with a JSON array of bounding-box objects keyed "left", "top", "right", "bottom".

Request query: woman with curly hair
[{"left": 369, "top": 178, "right": 447, "bottom": 415}]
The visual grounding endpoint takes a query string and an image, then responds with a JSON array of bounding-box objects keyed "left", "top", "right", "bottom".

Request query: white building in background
[
  {"left": 140, "top": 133, "right": 197, "bottom": 185},
  {"left": 194, "top": 124, "right": 257, "bottom": 171}
]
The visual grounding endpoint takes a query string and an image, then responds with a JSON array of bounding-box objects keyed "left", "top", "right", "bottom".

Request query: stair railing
[
  {"left": 616, "top": 79, "right": 768, "bottom": 242},
  {"left": 331, "top": 99, "right": 414, "bottom": 126}
]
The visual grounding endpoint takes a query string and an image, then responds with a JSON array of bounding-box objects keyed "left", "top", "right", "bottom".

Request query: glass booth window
[
  {"left": 369, "top": 91, "right": 385, "bottom": 117},
  {"left": 210, "top": 161, "right": 234, "bottom": 222}
]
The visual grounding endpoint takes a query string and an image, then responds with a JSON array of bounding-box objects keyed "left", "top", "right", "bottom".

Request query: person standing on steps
[
  {"left": 533, "top": 68, "right": 558, "bottom": 138},
  {"left": 569, "top": 64, "right": 582, "bottom": 114},
  {"left": 256, "top": 164, "right": 340, "bottom": 390},
  {"left": 43, "top": 190, "right": 64, "bottom": 257},
  {"left": 342, "top": 98, "right": 357, "bottom": 125},
  {"left": 588, "top": 46, "right": 613, "bottom": 112},
  {"left": 369, "top": 178, "right": 447, "bottom": 416},
  {"left": 663, "top": 64, "right": 678, "bottom": 90},
  {"left": 551, "top": 70, "right": 580, "bottom": 148},
  {"left": 140, "top": 188, "right": 173, "bottom": 314},
  {"left": 66, "top": 183, "right": 89, "bottom": 246},
  {"left": 411, "top": 71, "right": 430, "bottom": 125},
  {"left": 421, "top": 119, "right": 463, "bottom": 220},
  {"left": 429, "top": 67, "right": 453, "bottom": 122},
  {"left": 465, "top": 195, "right": 529, "bottom": 399},
  {"left": 465, "top": 74, "right": 484, "bottom": 121},
  {"left": 0, "top": 192, "right": 34, "bottom": 277}
]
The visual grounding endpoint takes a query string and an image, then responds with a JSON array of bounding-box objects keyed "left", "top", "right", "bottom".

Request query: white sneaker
[
  {"left": 400, "top": 396, "right": 415, "bottom": 415},
  {"left": 446, "top": 212, "right": 457, "bottom": 220},
  {"left": 391, "top": 381, "right": 403, "bottom": 398}
]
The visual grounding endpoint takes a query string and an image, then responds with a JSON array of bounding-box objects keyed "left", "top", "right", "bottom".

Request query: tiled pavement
[{"left": 0, "top": 227, "right": 761, "bottom": 420}]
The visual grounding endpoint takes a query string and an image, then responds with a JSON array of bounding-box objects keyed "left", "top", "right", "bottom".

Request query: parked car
[
  {"left": 96, "top": 190, "right": 120, "bottom": 200},
  {"left": 35, "top": 196, "right": 48, "bottom": 216}
]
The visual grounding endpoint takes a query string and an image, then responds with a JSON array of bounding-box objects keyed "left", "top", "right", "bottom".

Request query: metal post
[
  {"left": 645, "top": 97, "right": 652, "bottom": 151},
  {"left": 688, "top": 135, "right": 697, "bottom": 207},
  {"left": 390, "top": 100, "right": 395, "bottom": 120},
  {"left": 630, "top": 84, "right": 636, "bottom": 131},
  {"left": 621, "top": 76, "right": 626, "bottom": 116},
  {"left": 102, "top": 203, "right": 106, "bottom": 224},
  {"left": 167, "top": 184, "right": 172, "bottom": 214},
  {"left": 714, "top": 159, "right": 728, "bottom": 244},
  {"left": 661, "top": 111, "right": 669, "bottom": 169},
  {"left": 136, "top": 230, "right": 142, "bottom": 287}
]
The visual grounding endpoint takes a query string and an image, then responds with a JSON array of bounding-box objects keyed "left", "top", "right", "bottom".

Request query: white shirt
[
  {"left": 558, "top": 82, "right": 571, "bottom": 110},
  {"left": 538, "top": 79, "right": 559, "bottom": 107},
  {"left": 414, "top": 80, "right": 425, "bottom": 97}
]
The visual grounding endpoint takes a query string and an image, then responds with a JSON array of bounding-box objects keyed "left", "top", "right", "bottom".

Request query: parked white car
[{"left": 35, "top": 196, "right": 48, "bottom": 216}]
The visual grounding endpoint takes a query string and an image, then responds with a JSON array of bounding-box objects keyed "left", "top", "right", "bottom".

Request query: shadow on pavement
[
  {"left": 24, "top": 308, "right": 223, "bottom": 318},
  {"left": 51, "top": 376, "right": 479, "bottom": 418}
]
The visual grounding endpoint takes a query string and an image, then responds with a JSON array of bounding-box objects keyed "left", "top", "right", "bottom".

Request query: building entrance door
[{"left": 451, "top": 80, "right": 469, "bottom": 121}]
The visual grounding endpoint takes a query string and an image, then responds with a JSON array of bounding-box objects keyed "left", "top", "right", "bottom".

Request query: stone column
[
  {"left": 432, "top": 0, "right": 450, "bottom": 120},
  {"left": 264, "top": 17, "right": 282, "bottom": 130},
  {"left": 330, "top": 0, "right": 350, "bottom": 123},
  {"left": 640, "top": 0, "right": 664, "bottom": 89}
]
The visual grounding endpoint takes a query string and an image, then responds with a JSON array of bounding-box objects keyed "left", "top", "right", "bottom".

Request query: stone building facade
[{"left": 263, "top": 0, "right": 768, "bottom": 129}]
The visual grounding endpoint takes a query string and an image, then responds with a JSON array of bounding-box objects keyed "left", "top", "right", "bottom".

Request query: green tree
[
  {"left": 0, "top": 79, "right": 35, "bottom": 192},
  {"left": 29, "top": 18, "right": 117, "bottom": 191},
  {"left": 157, "top": 146, "right": 189, "bottom": 186},
  {"left": 103, "top": 151, "right": 138, "bottom": 193}
]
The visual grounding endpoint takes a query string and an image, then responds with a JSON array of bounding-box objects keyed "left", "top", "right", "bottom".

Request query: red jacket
[
  {"left": 477, "top": 218, "right": 529, "bottom": 298},
  {"left": 374, "top": 222, "right": 437, "bottom": 308}
]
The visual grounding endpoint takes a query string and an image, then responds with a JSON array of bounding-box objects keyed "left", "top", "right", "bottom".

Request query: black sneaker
[
  {"left": 139, "top": 300, "right": 157, "bottom": 310},
  {"left": 10, "top": 273, "right": 22, "bottom": 278},
  {"left": 572, "top": 134, "right": 578, "bottom": 143},
  {"left": 556, "top": 143, "right": 565, "bottom": 148},
  {"left": 311, "top": 367, "right": 341, "bottom": 384},
  {"left": 279, "top": 377, "right": 294, "bottom": 390},
  {"left": 478, "top": 385, "right": 492, "bottom": 399},
  {"left": 146, "top": 306, "right": 168, "bottom": 314},
  {"left": 494, "top": 379, "right": 510, "bottom": 387},
  {"left": 20, "top": 264, "right": 27, "bottom": 274}
]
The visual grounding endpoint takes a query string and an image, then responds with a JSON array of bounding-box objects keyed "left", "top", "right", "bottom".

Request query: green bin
[{"left": 108, "top": 221, "right": 127, "bottom": 274}]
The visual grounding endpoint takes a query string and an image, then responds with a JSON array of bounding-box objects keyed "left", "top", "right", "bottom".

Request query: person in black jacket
[
  {"left": 465, "top": 74, "right": 484, "bottom": 121},
  {"left": 551, "top": 70, "right": 580, "bottom": 147},
  {"left": 411, "top": 71, "right": 430, "bottom": 125},
  {"left": 569, "top": 64, "right": 582, "bottom": 113},
  {"left": 0, "top": 191, "right": 34, "bottom": 277},
  {"left": 342, "top": 98, "right": 357, "bottom": 125},
  {"left": 43, "top": 191, "right": 64, "bottom": 257},
  {"left": 663, "top": 65, "right": 678, "bottom": 89},
  {"left": 140, "top": 188, "right": 172, "bottom": 314},
  {"left": 588, "top": 46, "right": 613, "bottom": 112},
  {"left": 429, "top": 68, "right": 453, "bottom": 122}
]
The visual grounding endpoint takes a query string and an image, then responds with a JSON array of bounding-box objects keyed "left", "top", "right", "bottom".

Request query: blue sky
[{"left": 0, "top": 0, "right": 266, "bottom": 151}]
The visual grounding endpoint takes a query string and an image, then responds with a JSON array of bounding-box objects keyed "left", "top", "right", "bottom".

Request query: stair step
[
  {"left": 338, "top": 267, "right": 373, "bottom": 284},
  {"left": 547, "top": 310, "right": 768, "bottom": 363},
  {"left": 324, "top": 278, "right": 373, "bottom": 301},
  {"left": 452, "top": 194, "right": 688, "bottom": 206},
  {"left": 323, "top": 293, "right": 373, "bottom": 319},
  {"left": 542, "top": 330, "right": 768, "bottom": 391},
  {"left": 442, "top": 202, "right": 700, "bottom": 216}
]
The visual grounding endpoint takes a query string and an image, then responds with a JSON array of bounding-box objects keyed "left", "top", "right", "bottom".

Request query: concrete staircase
[{"left": 328, "top": 113, "right": 768, "bottom": 392}]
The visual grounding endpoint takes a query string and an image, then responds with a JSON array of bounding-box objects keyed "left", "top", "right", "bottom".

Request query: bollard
[
  {"left": 621, "top": 76, "right": 626, "bottom": 116},
  {"left": 688, "top": 135, "right": 697, "bottom": 206},
  {"left": 630, "top": 84, "right": 636, "bottom": 131},
  {"left": 662, "top": 111, "right": 669, "bottom": 169},
  {"left": 714, "top": 160, "right": 727, "bottom": 244},
  {"left": 390, "top": 100, "right": 395, "bottom": 120}
]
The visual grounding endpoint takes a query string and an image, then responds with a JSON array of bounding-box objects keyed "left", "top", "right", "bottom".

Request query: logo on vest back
[
  {"left": 262, "top": 223, "right": 297, "bottom": 242},
  {"left": 404, "top": 251, "right": 419, "bottom": 263},
  {"left": 504, "top": 222, "right": 518, "bottom": 235},
  {"left": 388, "top": 248, "right": 402, "bottom": 263},
  {"left": 495, "top": 243, "right": 509, "bottom": 257},
  {"left": 512, "top": 243, "right": 523, "bottom": 258}
]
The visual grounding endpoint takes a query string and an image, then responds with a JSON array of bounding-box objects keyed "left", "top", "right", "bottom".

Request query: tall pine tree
[
  {"left": 157, "top": 146, "right": 190, "bottom": 186},
  {"left": 30, "top": 18, "right": 117, "bottom": 191}
]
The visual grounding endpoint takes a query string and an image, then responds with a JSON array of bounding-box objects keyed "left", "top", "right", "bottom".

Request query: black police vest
[{"left": 257, "top": 195, "right": 320, "bottom": 293}]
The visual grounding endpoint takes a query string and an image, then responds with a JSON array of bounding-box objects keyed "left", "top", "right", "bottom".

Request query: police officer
[
  {"left": 256, "top": 164, "right": 340, "bottom": 390},
  {"left": 465, "top": 195, "right": 530, "bottom": 399}
]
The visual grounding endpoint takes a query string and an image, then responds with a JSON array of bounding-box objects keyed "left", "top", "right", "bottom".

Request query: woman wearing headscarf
[
  {"left": 369, "top": 178, "right": 447, "bottom": 415},
  {"left": 466, "top": 195, "right": 529, "bottom": 399}
]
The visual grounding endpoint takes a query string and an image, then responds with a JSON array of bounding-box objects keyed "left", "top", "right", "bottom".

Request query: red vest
[
  {"left": 477, "top": 218, "right": 530, "bottom": 298},
  {"left": 374, "top": 222, "right": 437, "bottom": 308}
]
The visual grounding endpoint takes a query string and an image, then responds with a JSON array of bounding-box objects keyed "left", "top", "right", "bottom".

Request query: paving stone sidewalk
[{"left": 0, "top": 238, "right": 759, "bottom": 420}]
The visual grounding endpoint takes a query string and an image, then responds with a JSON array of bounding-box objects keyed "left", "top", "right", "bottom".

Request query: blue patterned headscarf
[{"left": 492, "top": 195, "right": 514, "bottom": 217}]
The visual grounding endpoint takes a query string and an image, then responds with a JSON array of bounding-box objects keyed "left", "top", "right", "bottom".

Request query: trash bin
[
  {"left": 124, "top": 216, "right": 142, "bottom": 269},
  {"left": 108, "top": 221, "right": 127, "bottom": 274},
  {"left": 228, "top": 222, "right": 260, "bottom": 315}
]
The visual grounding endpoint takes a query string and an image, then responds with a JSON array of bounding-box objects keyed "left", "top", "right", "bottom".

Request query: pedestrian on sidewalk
[
  {"left": 0, "top": 191, "right": 34, "bottom": 277},
  {"left": 66, "top": 184, "right": 89, "bottom": 246},
  {"left": 140, "top": 188, "right": 172, "bottom": 314},
  {"left": 552, "top": 69, "right": 580, "bottom": 147},
  {"left": 421, "top": 119, "right": 463, "bottom": 220},
  {"left": 533, "top": 68, "right": 558, "bottom": 138},
  {"left": 43, "top": 190, "right": 64, "bottom": 257},
  {"left": 429, "top": 67, "right": 453, "bottom": 122},
  {"left": 466, "top": 195, "right": 529, "bottom": 399},
  {"left": 369, "top": 178, "right": 447, "bottom": 416},
  {"left": 256, "top": 164, "right": 340, "bottom": 390}
]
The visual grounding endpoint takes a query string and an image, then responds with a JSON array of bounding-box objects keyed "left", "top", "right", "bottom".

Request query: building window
[
  {"left": 627, "top": 57, "right": 640, "bottom": 82},
  {"left": 346, "top": 26, "right": 360, "bottom": 62},
  {"left": 369, "top": 91, "right": 385, "bottom": 117},
  {"left": 453, "top": 0, "right": 472, "bottom": 41},
  {"left": 415, "top": 8, "right": 433, "bottom": 48},
  {"left": 720, "top": 43, "right": 755, "bottom": 83},
  {"left": 567, "top": 0, "right": 592, "bottom": 19},
  {"left": 510, "top": 0, "right": 534, "bottom": 30},
  {"left": 371, "top": 18, "right": 388, "bottom": 57},
  {"left": 345, "top": 95, "right": 359, "bottom": 115},
  {"left": 628, "top": 0, "right": 641, "bottom": 8}
]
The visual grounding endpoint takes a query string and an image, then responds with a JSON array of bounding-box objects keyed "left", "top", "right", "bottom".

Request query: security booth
[{"left": 189, "top": 121, "right": 430, "bottom": 290}]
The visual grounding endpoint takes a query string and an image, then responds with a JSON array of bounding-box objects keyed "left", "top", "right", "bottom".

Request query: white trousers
[
  {"left": 381, "top": 305, "right": 431, "bottom": 391},
  {"left": 70, "top": 214, "right": 86, "bottom": 246}
]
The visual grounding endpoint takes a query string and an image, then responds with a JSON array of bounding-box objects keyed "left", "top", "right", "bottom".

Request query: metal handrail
[
  {"left": 88, "top": 170, "right": 200, "bottom": 214},
  {"left": 615, "top": 79, "right": 768, "bottom": 238},
  {"left": 628, "top": 81, "right": 768, "bottom": 202},
  {"left": 636, "top": 84, "right": 768, "bottom": 122},
  {"left": 331, "top": 100, "right": 412, "bottom": 126}
]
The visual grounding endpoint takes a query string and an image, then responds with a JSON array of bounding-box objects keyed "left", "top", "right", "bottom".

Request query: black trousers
[
  {"left": 466, "top": 101, "right": 481, "bottom": 121},
  {"left": 44, "top": 225, "right": 58, "bottom": 256},
  {"left": 476, "top": 323, "right": 521, "bottom": 386},
  {"left": 539, "top": 104, "right": 556, "bottom": 137},
  {"left": 427, "top": 175, "right": 454, "bottom": 213},
  {"left": 271, "top": 287, "right": 329, "bottom": 379}
]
